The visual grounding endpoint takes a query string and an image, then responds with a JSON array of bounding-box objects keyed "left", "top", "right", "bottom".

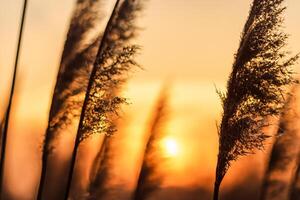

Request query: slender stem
[
  {"left": 213, "top": 162, "right": 222, "bottom": 200},
  {"left": 0, "top": 0, "right": 27, "bottom": 196},
  {"left": 213, "top": 181, "right": 220, "bottom": 200},
  {"left": 63, "top": 1, "right": 121, "bottom": 199}
]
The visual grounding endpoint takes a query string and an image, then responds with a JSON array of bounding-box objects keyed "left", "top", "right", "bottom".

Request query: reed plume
[
  {"left": 59, "top": 0, "right": 102, "bottom": 69},
  {"left": 214, "top": 0, "right": 298, "bottom": 199},
  {"left": 133, "top": 87, "right": 170, "bottom": 200},
  {"left": 37, "top": 0, "right": 104, "bottom": 199},
  {"left": 260, "top": 86, "right": 300, "bottom": 200},
  {"left": 0, "top": 0, "right": 27, "bottom": 195},
  {"left": 64, "top": 0, "right": 144, "bottom": 199}
]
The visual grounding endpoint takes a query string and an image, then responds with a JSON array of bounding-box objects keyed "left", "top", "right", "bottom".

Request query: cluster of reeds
[
  {"left": 38, "top": 0, "right": 104, "bottom": 198},
  {"left": 2, "top": 0, "right": 300, "bottom": 200},
  {"left": 33, "top": 0, "right": 145, "bottom": 199},
  {"left": 0, "top": 0, "right": 169, "bottom": 199}
]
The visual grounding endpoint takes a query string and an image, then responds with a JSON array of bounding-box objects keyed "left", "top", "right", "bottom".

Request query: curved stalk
[{"left": 0, "top": 0, "right": 28, "bottom": 195}]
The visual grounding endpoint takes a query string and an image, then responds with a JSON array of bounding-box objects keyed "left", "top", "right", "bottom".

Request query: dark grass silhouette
[
  {"left": 37, "top": 0, "right": 104, "bottom": 199},
  {"left": 133, "top": 87, "right": 170, "bottom": 200},
  {"left": 0, "top": 0, "right": 27, "bottom": 196},
  {"left": 260, "top": 86, "right": 300, "bottom": 200},
  {"left": 214, "top": 0, "right": 298, "bottom": 199},
  {"left": 64, "top": 0, "right": 144, "bottom": 199}
]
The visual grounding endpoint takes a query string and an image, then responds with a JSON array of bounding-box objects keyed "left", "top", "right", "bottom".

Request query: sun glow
[{"left": 163, "top": 137, "right": 179, "bottom": 157}]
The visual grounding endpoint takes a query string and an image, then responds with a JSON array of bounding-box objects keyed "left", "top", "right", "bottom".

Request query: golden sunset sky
[{"left": 0, "top": 0, "right": 300, "bottom": 199}]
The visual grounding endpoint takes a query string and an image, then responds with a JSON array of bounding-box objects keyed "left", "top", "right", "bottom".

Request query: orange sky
[{"left": 0, "top": 0, "right": 300, "bottom": 199}]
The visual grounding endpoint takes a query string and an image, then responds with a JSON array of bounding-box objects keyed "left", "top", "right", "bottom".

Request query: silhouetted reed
[
  {"left": 64, "top": 0, "right": 144, "bottom": 199},
  {"left": 260, "top": 86, "right": 300, "bottom": 200},
  {"left": 37, "top": 1, "right": 104, "bottom": 199},
  {"left": 0, "top": 0, "right": 28, "bottom": 195},
  {"left": 133, "top": 87, "right": 170, "bottom": 200},
  {"left": 214, "top": 0, "right": 298, "bottom": 199}
]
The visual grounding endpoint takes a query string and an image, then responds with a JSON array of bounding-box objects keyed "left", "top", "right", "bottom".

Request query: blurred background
[{"left": 0, "top": 0, "right": 300, "bottom": 199}]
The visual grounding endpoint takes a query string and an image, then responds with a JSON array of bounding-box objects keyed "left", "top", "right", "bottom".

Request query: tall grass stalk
[
  {"left": 260, "top": 86, "right": 300, "bottom": 200},
  {"left": 63, "top": 0, "right": 143, "bottom": 199},
  {"left": 37, "top": 0, "right": 103, "bottom": 199},
  {"left": 213, "top": 0, "right": 298, "bottom": 199},
  {"left": 0, "top": 0, "right": 27, "bottom": 195},
  {"left": 133, "top": 87, "right": 169, "bottom": 200}
]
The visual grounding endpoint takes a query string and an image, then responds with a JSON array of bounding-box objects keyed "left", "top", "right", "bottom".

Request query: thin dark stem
[
  {"left": 213, "top": 162, "right": 222, "bottom": 200},
  {"left": 213, "top": 182, "right": 220, "bottom": 200},
  {"left": 0, "top": 0, "right": 27, "bottom": 196},
  {"left": 63, "top": 1, "right": 121, "bottom": 199}
]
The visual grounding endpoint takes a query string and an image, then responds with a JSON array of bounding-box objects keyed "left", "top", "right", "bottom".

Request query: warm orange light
[{"left": 163, "top": 137, "right": 179, "bottom": 157}]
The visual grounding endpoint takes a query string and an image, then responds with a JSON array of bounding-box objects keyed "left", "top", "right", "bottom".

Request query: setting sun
[{"left": 163, "top": 138, "right": 179, "bottom": 157}]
